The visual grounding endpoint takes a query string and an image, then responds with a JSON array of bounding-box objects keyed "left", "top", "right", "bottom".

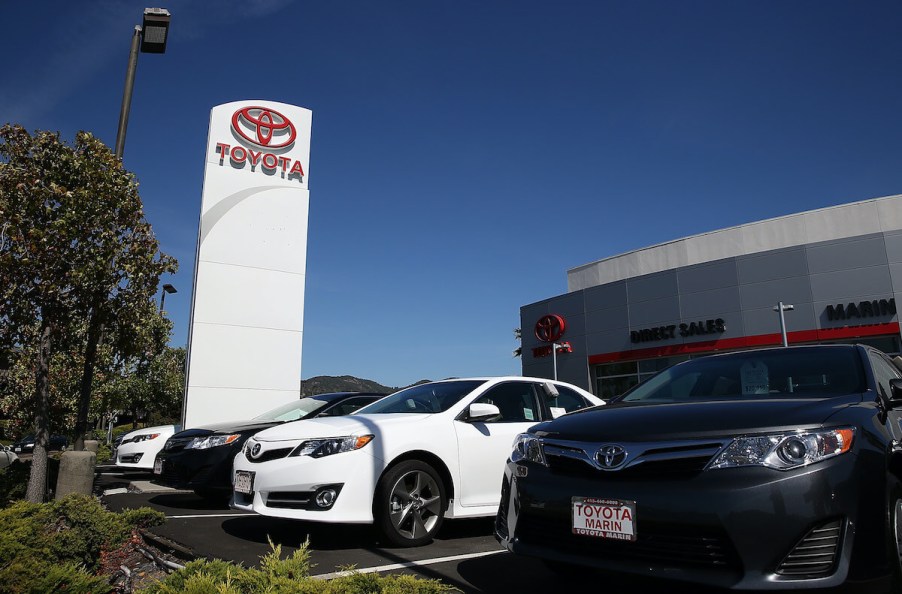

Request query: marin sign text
[
  {"left": 825, "top": 298, "right": 895, "bottom": 321},
  {"left": 631, "top": 318, "right": 726, "bottom": 344}
]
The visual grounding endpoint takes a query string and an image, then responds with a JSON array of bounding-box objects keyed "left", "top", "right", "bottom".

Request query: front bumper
[
  {"left": 230, "top": 446, "right": 383, "bottom": 523},
  {"left": 496, "top": 453, "right": 874, "bottom": 590},
  {"left": 155, "top": 445, "right": 239, "bottom": 493}
]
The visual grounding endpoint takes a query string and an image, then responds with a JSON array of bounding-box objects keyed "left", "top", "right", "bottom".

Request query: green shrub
[
  {"left": 145, "top": 540, "right": 449, "bottom": 594},
  {"left": 0, "top": 457, "right": 59, "bottom": 507},
  {"left": 0, "top": 557, "right": 109, "bottom": 594},
  {"left": 0, "top": 494, "right": 165, "bottom": 593}
]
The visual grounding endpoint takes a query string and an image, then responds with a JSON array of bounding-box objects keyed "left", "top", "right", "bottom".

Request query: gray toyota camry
[{"left": 496, "top": 344, "right": 902, "bottom": 590}]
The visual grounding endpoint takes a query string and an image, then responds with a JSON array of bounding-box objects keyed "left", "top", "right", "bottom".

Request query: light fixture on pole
[
  {"left": 114, "top": 8, "right": 171, "bottom": 159},
  {"left": 160, "top": 283, "right": 177, "bottom": 312},
  {"left": 773, "top": 302, "right": 794, "bottom": 347}
]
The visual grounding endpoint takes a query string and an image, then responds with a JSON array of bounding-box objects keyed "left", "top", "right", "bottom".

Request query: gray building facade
[{"left": 521, "top": 195, "right": 902, "bottom": 398}]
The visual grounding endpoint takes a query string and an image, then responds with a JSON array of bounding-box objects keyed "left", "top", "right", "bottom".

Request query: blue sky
[{"left": 3, "top": 1, "right": 901, "bottom": 388}]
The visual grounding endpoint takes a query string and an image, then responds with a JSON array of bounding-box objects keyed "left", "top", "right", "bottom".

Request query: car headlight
[
  {"left": 132, "top": 433, "right": 161, "bottom": 443},
  {"left": 289, "top": 435, "right": 374, "bottom": 458},
  {"left": 708, "top": 428, "right": 854, "bottom": 471},
  {"left": 187, "top": 434, "right": 241, "bottom": 450},
  {"left": 510, "top": 433, "right": 547, "bottom": 466}
]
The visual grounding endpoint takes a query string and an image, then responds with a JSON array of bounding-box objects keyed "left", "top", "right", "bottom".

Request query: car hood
[
  {"left": 253, "top": 413, "right": 433, "bottom": 443},
  {"left": 534, "top": 394, "right": 865, "bottom": 442},
  {"left": 173, "top": 420, "right": 281, "bottom": 438},
  {"left": 122, "top": 425, "right": 177, "bottom": 440}
]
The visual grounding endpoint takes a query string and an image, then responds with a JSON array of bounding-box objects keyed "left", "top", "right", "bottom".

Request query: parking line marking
[
  {"left": 312, "top": 549, "right": 505, "bottom": 580},
  {"left": 165, "top": 513, "right": 256, "bottom": 519}
]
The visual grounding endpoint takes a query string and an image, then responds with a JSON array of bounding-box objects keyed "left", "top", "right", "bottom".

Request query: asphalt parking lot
[{"left": 96, "top": 468, "right": 854, "bottom": 594}]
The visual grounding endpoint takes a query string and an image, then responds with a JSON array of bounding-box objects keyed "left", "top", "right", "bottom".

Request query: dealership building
[{"left": 520, "top": 194, "right": 902, "bottom": 399}]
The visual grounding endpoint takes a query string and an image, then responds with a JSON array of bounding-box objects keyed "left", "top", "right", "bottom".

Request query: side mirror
[
  {"left": 890, "top": 378, "right": 902, "bottom": 404},
  {"left": 467, "top": 403, "right": 500, "bottom": 422}
]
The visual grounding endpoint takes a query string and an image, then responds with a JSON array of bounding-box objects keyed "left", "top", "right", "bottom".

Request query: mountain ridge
[{"left": 300, "top": 375, "right": 429, "bottom": 396}]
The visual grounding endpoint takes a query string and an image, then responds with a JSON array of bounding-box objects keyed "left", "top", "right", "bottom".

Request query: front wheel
[{"left": 375, "top": 460, "right": 446, "bottom": 547}]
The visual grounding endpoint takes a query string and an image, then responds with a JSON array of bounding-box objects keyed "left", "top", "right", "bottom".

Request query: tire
[{"left": 375, "top": 460, "right": 447, "bottom": 547}]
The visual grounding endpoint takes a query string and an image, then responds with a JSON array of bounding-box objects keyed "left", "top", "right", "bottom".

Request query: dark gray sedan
[{"left": 497, "top": 344, "right": 902, "bottom": 591}]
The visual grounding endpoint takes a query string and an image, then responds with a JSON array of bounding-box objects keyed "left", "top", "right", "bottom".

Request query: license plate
[
  {"left": 13, "top": 447, "right": 21, "bottom": 453},
  {"left": 153, "top": 457, "right": 163, "bottom": 475},
  {"left": 235, "top": 470, "right": 255, "bottom": 495},
  {"left": 572, "top": 497, "right": 637, "bottom": 541}
]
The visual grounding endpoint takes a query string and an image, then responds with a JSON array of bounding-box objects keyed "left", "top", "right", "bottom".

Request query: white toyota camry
[{"left": 231, "top": 376, "right": 603, "bottom": 546}]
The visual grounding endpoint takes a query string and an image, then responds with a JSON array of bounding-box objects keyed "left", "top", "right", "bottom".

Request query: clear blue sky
[{"left": 3, "top": 1, "right": 901, "bottom": 388}]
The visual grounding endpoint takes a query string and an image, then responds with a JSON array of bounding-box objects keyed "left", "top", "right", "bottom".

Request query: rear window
[{"left": 618, "top": 348, "right": 867, "bottom": 404}]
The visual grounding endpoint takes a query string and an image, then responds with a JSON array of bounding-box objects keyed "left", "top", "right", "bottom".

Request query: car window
[
  {"left": 473, "top": 382, "right": 541, "bottom": 423},
  {"left": 619, "top": 347, "right": 867, "bottom": 403},
  {"left": 319, "top": 397, "right": 379, "bottom": 417},
  {"left": 547, "top": 385, "right": 592, "bottom": 417},
  {"left": 869, "top": 351, "right": 902, "bottom": 400},
  {"left": 359, "top": 380, "right": 487, "bottom": 414},
  {"left": 255, "top": 397, "right": 331, "bottom": 421}
]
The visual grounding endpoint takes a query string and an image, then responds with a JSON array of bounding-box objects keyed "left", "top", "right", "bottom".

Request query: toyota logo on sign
[
  {"left": 231, "top": 106, "right": 297, "bottom": 149},
  {"left": 535, "top": 314, "right": 566, "bottom": 343}
]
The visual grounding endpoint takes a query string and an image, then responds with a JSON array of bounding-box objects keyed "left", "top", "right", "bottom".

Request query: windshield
[
  {"left": 618, "top": 347, "right": 867, "bottom": 404},
  {"left": 253, "top": 397, "right": 331, "bottom": 422},
  {"left": 356, "top": 380, "right": 487, "bottom": 414}
]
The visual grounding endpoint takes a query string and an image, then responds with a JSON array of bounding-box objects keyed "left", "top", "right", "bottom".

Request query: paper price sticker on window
[
  {"left": 572, "top": 497, "right": 637, "bottom": 541},
  {"left": 741, "top": 360, "right": 770, "bottom": 395}
]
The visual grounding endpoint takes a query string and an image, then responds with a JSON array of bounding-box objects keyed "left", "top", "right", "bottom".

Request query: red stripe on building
[{"left": 588, "top": 322, "right": 900, "bottom": 365}]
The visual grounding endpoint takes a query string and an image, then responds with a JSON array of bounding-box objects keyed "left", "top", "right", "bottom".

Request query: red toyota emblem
[
  {"left": 535, "top": 314, "right": 566, "bottom": 343},
  {"left": 231, "top": 106, "right": 297, "bottom": 149}
]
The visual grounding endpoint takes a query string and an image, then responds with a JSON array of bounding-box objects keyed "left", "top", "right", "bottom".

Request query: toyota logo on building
[
  {"left": 231, "top": 106, "right": 297, "bottom": 149},
  {"left": 535, "top": 314, "right": 566, "bottom": 343},
  {"left": 595, "top": 444, "right": 628, "bottom": 470}
]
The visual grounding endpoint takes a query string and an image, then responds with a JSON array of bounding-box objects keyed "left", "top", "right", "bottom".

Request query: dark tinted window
[
  {"left": 547, "top": 385, "right": 590, "bottom": 417},
  {"left": 319, "top": 397, "right": 381, "bottom": 417},
  {"left": 473, "top": 382, "right": 540, "bottom": 423},
  {"left": 619, "top": 348, "right": 866, "bottom": 403},
  {"left": 869, "top": 351, "right": 902, "bottom": 400}
]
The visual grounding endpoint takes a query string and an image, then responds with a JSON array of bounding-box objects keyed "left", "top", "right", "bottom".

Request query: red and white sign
[
  {"left": 209, "top": 104, "right": 310, "bottom": 185},
  {"left": 572, "top": 497, "right": 637, "bottom": 541},
  {"left": 185, "top": 100, "right": 312, "bottom": 428}
]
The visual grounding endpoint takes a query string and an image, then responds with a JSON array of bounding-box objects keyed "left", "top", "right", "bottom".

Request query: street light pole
[
  {"left": 114, "top": 8, "right": 171, "bottom": 160},
  {"left": 773, "top": 302, "right": 795, "bottom": 347},
  {"left": 114, "top": 26, "right": 142, "bottom": 159}
]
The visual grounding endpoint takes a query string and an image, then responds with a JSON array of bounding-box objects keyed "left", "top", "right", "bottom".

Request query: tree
[{"left": 0, "top": 125, "right": 177, "bottom": 501}]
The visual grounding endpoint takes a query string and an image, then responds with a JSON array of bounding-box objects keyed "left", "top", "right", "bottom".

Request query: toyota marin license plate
[
  {"left": 572, "top": 497, "right": 637, "bottom": 541},
  {"left": 234, "top": 470, "right": 255, "bottom": 495},
  {"left": 153, "top": 457, "right": 163, "bottom": 475}
]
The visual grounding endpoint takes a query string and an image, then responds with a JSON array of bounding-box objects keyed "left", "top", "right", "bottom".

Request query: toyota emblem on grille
[
  {"left": 250, "top": 442, "right": 262, "bottom": 459},
  {"left": 596, "top": 444, "right": 628, "bottom": 470}
]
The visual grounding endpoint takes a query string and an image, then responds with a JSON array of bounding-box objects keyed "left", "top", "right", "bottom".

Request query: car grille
[
  {"left": 246, "top": 447, "right": 294, "bottom": 463},
  {"left": 163, "top": 436, "right": 194, "bottom": 453},
  {"left": 266, "top": 491, "right": 314, "bottom": 509},
  {"left": 775, "top": 519, "right": 843, "bottom": 577},
  {"left": 543, "top": 439, "right": 727, "bottom": 479},
  {"left": 158, "top": 462, "right": 188, "bottom": 486},
  {"left": 516, "top": 512, "right": 741, "bottom": 571}
]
